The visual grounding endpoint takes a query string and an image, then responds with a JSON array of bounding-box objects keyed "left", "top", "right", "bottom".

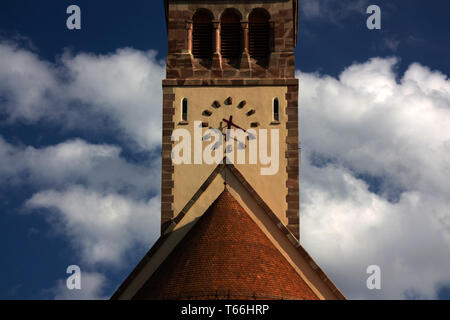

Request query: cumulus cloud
[
  {"left": 0, "top": 137, "right": 159, "bottom": 196},
  {"left": 0, "top": 42, "right": 165, "bottom": 149},
  {"left": 0, "top": 41, "right": 164, "bottom": 298},
  {"left": 2, "top": 38, "right": 450, "bottom": 299},
  {"left": 298, "top": 58, "right": 450, "bottom": 299},
  {"left": 0, "top": 41, "right": 61, "bottom": 122},
  {"left": 51, "top": 272, "right": 107, "bottom": 300},
  {"left": 61, "top": 49, "right": 165, "bottom": 149},
  {"left": 26, "top": 186, "right": 160, "bottom": 266}
]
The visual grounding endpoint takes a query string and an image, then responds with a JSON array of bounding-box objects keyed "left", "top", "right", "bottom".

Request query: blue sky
[{"left": 0, "top": 0, "right": 450, "bottom": 299}]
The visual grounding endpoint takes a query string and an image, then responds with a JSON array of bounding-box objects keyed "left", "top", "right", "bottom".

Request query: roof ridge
[{"left": 132, "top": 186, "right": 320, "bottom": 300}]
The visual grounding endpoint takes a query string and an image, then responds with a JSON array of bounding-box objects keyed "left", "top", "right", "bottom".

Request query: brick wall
[
  {"left": 165, "top": 0, "right": 297, "bottom": 79},
  {"left": 161, "top": 0, "right": 300, "bottom": 239},
  {"left": 137, "top": 189, "right": 317, "bottom": 300}
]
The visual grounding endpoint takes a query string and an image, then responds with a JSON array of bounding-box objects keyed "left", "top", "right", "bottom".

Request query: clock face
[
  {"left": 171, "top": 86, "right": 288, "bottom": 222},
  {"left": 199, "top": 97, "right": 260, "bottom": 152},
  {"left": 202, "top": 96, "right": 259, "bottom": 126}
]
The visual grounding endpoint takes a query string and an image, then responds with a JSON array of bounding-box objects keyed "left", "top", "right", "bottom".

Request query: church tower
[
  {"left": 161, "top": 0, "right": 300, "bottom": 239},
  {"left": 112, "top": 0, "right": 345, "bottom": 300}
]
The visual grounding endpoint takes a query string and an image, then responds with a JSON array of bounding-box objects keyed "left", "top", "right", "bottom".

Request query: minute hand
[{"left": 222, "top": 118, "right": 247, "bottom": 132}]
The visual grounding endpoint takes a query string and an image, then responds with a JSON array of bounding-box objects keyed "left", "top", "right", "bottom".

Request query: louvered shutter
[
  {"left": 249, "top": 10, "right": 270, "bottom": 59},
  {"left": 193, "top": 11, "right": 213, "bottom": 59},
  {"left": 221, "top": 12, "right": 241, "bottom": 59}
]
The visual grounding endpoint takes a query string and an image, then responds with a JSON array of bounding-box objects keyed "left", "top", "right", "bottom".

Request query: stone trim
[
  {"left": 226, "top": 164, "right": 298, "bottom": 241},
  {"left": 110, "top": 231, "right": 171, "bottom": 300},
  {"left": 112, "top": 161, "right": 345, "bottom": 300},
  {"left": 164, "top": 1, "right": 297, "bottom": 79},
  {"left": 285, "top": 82, "right": 300, "bottom": 239},
  {"left": 163, "top": 160, "right": 292, "bottom": 242},
  {"left": 162, "top": 79, "right": 300, "bottom": 238},
  {"left": 163, "top": 161, "right": 226, "bottom": 235},
  {"left": 166, "top": 160, "right": 297, "bottom": 259},
  {"left": 161, "top": 86, "right": 176, "bottom": 232},
  {"left": 162, "top": 78, "right": 298, "bottom": 86}
]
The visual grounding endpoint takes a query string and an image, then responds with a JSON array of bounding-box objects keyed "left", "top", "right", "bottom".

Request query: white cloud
[
  {"left": 61, "top": 49, "right": 165, "bottom": 149},
  {"left": 298, "top": 58, "right": 450, "bottom": 299},
  {"left": 0, "top": 41, "right": 165, "bottom": 298},
  {"left": 3, "top": 39, "right": 450, "bottom": 299},
  {"left": 0, "top": 42, "right": 165, "bottom": 149},
  {"left": 0, "top": 137, "right": 159, "bottom": 196},
  {"left": 52, "top": 272, "right": 107, "bottom": 300},
  {"left": 26, "top": 186, "right": 160, "bottom": 267},
  {"left": 0, "top": 42, "right": 61, "bottom": 122}
]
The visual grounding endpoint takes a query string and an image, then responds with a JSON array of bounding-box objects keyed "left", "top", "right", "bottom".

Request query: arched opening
[
  {"left": 220, "top": 9, "right": 242, "bottom": 61},
  {"left": 192, "top": 9, "right": 214, "bottom": 60},
  {"left": 273, "top": 98, "right": 279, "bottom": 122},
  {"left": 249, "top": 9, "right": 270, "bottom": 65},
  {"left": 182, "top": 98, "right": 188, "bottom": 122}
]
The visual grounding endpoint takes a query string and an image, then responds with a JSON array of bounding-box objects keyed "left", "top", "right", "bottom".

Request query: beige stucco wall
[{"left": 171, "top": 86, "right": 289, "bottom": 226}]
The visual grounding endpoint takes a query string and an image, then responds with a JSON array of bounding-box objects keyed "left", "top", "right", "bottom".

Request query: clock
[{"left": 201, "top": 97, "right": 259, "bottom": 152}]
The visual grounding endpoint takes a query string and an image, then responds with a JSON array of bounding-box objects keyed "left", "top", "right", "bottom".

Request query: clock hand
[
  {"left": 205, "top": 123, "right": 242, "bottom": 150},
  {"left": 221, "top": 116, "right": 250, "bottom": 150},
  {"left": 209, "top": 125, "right": 244, "bottom": 146},
  {"left": 222, "top": 116, "right": 246, "bottom": 132},
  {"left": 222, "top": 116, "right": 233, "bottom": 130}
]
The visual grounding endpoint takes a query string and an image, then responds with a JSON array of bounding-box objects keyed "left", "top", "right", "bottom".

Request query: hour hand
[{"left": 222, "top": 117, "right": 245, "bottom": 132}]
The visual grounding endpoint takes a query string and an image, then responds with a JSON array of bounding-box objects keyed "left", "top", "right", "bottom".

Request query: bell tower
[
  {"left": 112, "top": 0, "right": 345, "bottom": 300},
  {"left": 161, "top": 0, "right": 301, "bottom": 238}
]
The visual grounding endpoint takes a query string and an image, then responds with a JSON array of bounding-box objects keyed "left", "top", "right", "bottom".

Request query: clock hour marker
[
  {"left": 246, "top": 109, "right": 255, "bottom": 116},
  {"left": 250, "top": 122, "right": 260, "bottom": 128},
  {"left": 237, "top": 101, "right": 246, "bottom": 109},
  {"left": 225, "top": 97, "right": 233, "bottom": 105},
  {"left": 202, "top": 122, "right": 209, "bottom": 127},
  {"left": 203, "top": 110, "right": 212, "bottom": 116},
  {"left": 212, "top": 100, "right": 221, "bottom": 108}
]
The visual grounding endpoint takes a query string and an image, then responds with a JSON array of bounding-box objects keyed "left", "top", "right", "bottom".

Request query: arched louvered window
[
  {"left": 249, "top": 9, "right": 270, "bottom": 61},
  {"left": 182, "top": 98, "right": 188, "bottom": 121},
  {"left": 192, "top": 10, "right": 213, "bottom": 59},
  {"left": 273, "top": 98, "right": 279, "bottom": 122},
  {"left": 220, "top": 10, "right": 242, "bottom": 60}
]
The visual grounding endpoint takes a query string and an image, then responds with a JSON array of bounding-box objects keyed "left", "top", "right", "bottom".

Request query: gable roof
[
  {"left": 163, "top": 0, "right": 299, "bottom": 47},
  {"left": 133, "top": 188, "right": 319, "bottom": 299},
  {"left": 111, "top": 162, "right": 345, "bottom": 300}
]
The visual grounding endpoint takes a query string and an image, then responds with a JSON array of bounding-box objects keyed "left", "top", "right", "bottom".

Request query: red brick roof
[{"left": 134, "top": 188, "right": 319, "bottom": 300}]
